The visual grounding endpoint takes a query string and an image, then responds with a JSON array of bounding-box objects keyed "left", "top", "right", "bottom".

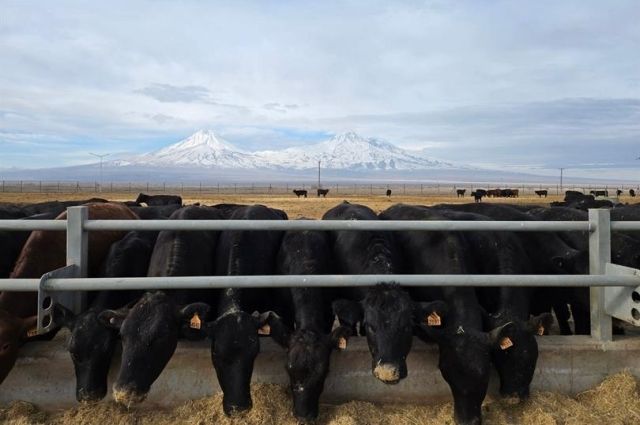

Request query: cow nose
[
  {"left": 373, "top": 362, "right": 401, "bottom": 384},
  {"left": 112, "top": 385, "right": 147, "bottom": 407},
  {"left": 223, "top": 401, "right": 252, "bottom": 416}
]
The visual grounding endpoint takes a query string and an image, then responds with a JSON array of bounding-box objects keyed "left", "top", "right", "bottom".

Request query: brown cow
[{"left": 0, "top": 202, "right": 138, "bottom": 384}]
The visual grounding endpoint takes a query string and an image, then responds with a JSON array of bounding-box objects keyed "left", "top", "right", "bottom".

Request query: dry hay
[{"left": 1, "top": 372, "right": 638, "bottom": 425}]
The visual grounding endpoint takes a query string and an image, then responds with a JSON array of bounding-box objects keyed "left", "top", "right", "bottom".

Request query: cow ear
[
  {"left": 332, "top": 299, "right": 363, "bottom": 335},
  {"left": 52, "top": 303, "right": 77, "bottom": 330},
  {"left": 251, "top": 311, "right": 289, "bottom": 342},
  {"left": 487, "top": 321, "right": 517, "bottom": 351},
  {"left": 178, "top": 302, "right": 211, "bottom": 327},
  {"left": 178, "top": 303, "right": 211, "bottom": 340},
  {"left": 526, "top": 313, "right": 554, "bottom": 336},
  {"left": 20, "top": 315, "right": 39, "bottom": 340},
  {"left": 413, "top": 300, "right": 448, "bottom": 342},
  {"left": 330, "top": 326, "right": 352, "bottom": 351},
  {"left": 413, "top": 300, "right": 448, "bottom": 327},
  {"left": 256, "top": 311, "right": 290, "bottom": 347},
  {"left": 98, "top": 308, "right": 129, "bottom": 330}
]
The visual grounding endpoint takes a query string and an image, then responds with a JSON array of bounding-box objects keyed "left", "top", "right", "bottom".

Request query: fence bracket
[
  {"left": 604, "top": 263, "right": 640, "bottom": 326},
  {"left": 37, "top": 265, "right": 78, "bottom": 335}
]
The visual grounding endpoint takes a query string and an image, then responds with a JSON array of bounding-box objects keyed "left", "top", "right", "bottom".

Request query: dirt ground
[{"left": 1, "top": 372, "right": 638, "bottom": 425}]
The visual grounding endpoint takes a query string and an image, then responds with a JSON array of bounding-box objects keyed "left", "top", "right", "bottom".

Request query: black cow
[
  {"left": 205, "top": 204, "right": 288, "bottom": 415},
  {"left": 98, "top": 206, "right": 222, "bottom": 406},
  {"left": 616, "top": 189, "right": 623, "bottom": 197},
  {"left": 135, "top": 193, "right": 182, "bottom": 206},
  {"left": 130, "top": 204, "right": 181, "bottom": 220},
  {"left": 564, "top": 190, "right": 586, "bottom": 202},
  {"left": 293, "top": 189, "right": 308, "bottom": 198},
  {"left": 380, "top": 204, "right": 522, "bottom": 425},
  {"left": 590, "top": 190, "right": 608, "bottom": 197},
  {"left": 456, "top": 189, "right": 466, "bottom": 197},
  {"left": 471, "top": 189, "right": 486, "bottom": 203},
  {"left": 386, "top": 189, "right": 392, "bottom": 197},
  {"left": 322, "top": 202, "right": 412, "bottom": 385},
  {"left": 317, "top": 188, "right": 329, "bottom": 197},
  {"left": 428, "top": 207, "right": 554, "bottom": 399},
  {"left": 270, "top": 228, "right": 350, "bottom": 422},
  {"left": 529, "top": 206, "right": 640, "bottom": 335},
  {"left": 54, "top": 230, "right": 156, "bottom": 402},
  {"left": 535, "top": 190, "right": 548, "bottom": 198},
  {"left": 630, "top": 189, "right": 636, "bottom": 197}
]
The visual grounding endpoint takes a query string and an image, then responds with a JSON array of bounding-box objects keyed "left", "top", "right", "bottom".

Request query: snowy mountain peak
[
  {"left": 118, "top": 129, "right": 457, "bottom": 171},
  {"left": 157, "top": 129, "right": 241, "bottom": 154}
]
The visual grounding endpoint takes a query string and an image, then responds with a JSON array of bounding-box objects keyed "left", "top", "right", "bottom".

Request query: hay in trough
[{"left": 1, "top": 372, "right": 638, "bottom": 425}]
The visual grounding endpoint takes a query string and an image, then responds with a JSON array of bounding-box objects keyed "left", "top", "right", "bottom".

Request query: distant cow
[
  {"left": 616, "top": 189, "right": 623, "bottom": 197},
  {"left": 487, "top": 189, "right": 501, "bottom": 198},
  {"left": 317, "top": 188, "right": 329, "bottom": 197},
  {"left": 471, "top": 190, "right": 486, "bottom": 203},
  {"left": 590, "top": 190, "right": 608, "bottom": 197},
  {"left": 136, "top": 193, "right": 182, "bottom": 206},
  {"left": 456, "top": 189, "right": 466, "bottom": 197},
  {"left": 386, "top": 189, "right": 392, "bottom": 197},
  {"left": 535, "top": 190, "right": 548, "bottom": 198},
  {"left": 564, "top": 190, "right": 585, "bottom": 202},
  {"left": 293, "top": 189, "right": 308, "bottom": 198},
  {"left": 630, "top": 189, "right": 636, "bottom": 197}
]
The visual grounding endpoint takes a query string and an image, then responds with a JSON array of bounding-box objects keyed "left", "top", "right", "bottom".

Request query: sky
[{"left": 1, "top": 0, "right": 639, "bottom": 177}]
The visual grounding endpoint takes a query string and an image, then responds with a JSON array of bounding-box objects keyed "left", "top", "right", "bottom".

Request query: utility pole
[
  {"left": 318, "top": 160, "right": 322, "bottom": 189},
  {"left": 89, "top": 153, "right": 110, "bottom": 193},
  {"left": 559, "top": 167, "right": 565, "bottom": 193}
]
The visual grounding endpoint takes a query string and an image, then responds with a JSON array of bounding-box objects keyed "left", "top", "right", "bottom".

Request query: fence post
[
  {"left": 588, "top": 209, "right": 612, "bottom": 342},
  {"left": 66, "top": 206, "right": 88, "bottom": 313}
]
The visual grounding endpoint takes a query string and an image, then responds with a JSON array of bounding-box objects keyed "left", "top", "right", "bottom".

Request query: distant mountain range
[
  {"left": 113, "top": 130, "right": 460, "bottom": 171},
  {"left": 1, "top": 130, "right": 634, "bottom": 184}
]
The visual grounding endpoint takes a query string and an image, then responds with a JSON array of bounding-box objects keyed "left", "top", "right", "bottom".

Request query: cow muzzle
[
  {"left": 112, "top": 385, "right": 147, "bottom": 407},
  {"left": 372, "top": 361, "right": 402, "bottom": 384}
]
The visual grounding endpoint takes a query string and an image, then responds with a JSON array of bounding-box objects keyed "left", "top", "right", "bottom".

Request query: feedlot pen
[{"left": 0, "top": 206, "right": 639, "bottom": 410}]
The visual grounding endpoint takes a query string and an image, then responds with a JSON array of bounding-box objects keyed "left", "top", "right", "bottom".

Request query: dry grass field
[{"left": 5, "top": 191, "right": 632, "bottom": 219}]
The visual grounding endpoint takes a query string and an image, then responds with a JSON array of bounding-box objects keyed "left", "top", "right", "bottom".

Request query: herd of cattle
[{"left": 1, "top": 192, "right": 640, "bottom": 424}]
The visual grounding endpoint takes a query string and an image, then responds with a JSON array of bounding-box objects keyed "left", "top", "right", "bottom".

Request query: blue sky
[{"left": 1, "top": 0, "right": 639, "bottom": 176}]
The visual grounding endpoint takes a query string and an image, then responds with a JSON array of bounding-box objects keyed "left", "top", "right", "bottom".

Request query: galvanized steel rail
[{"left": 1, "top": 207, "right": 640, "bottom": 341}]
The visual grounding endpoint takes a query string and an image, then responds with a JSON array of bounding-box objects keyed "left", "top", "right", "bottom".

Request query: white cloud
[{"left": 0, "top": 0, "right": 639, "bottom": 168}]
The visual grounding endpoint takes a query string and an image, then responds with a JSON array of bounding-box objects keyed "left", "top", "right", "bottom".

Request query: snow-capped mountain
[
  {"left": 116, "top": 129, "right": 456, "bottom": 171},
  {"left": 257, "top": 132, "right": 454, "bottom": 170},
  {"left": 117, "top": 130, "right": 261, "bottom": 168}
]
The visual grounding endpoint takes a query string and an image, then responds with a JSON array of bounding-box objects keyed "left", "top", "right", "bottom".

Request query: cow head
[
  {"left": 98, "top": 292, "right": 210, "bottom": 407},
  {"left": 415, "top": 301, "right": 517, "bottom": 425},
  {"left": 269, "top": 314, "right": 352, "bottom": 422},
  {"left": 551, "top": 248, "right": 588, "bottom": 275},
  {"left": 485, "top": 312, "right": 554, "bottom": 399},
  {"left": 0, "top": 310, "right": 37, "bottom": 384},
  {"left": 201, "top": 310, "right": 274, "bottom": 416},
  {"left": 54, "top": 304, "right": 119, "bottom": 403},
  {"left": 333, "top": 285, "right": 414, "bottom": 384}
]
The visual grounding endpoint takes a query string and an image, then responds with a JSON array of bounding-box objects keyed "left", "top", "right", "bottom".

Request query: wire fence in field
[{"left": 0, "top": 180, "right": 638, "bottom": 197}]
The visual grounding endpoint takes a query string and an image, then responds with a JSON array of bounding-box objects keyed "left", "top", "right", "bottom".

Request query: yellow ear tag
[
  {"left": 499, "top": 337, "right": 514, "bottom": 350},
  {"left": 189, "top": 313, "right": 201, "bottom": 330},
  {"left": 337, "top": 337, "right": 348, "bottom": 350},
  {"left": 258, "top": 324, "right": 271, "bottom": 336},
  {"left": 27, "top": 328, "right": 38, "bottom": 337},
  {"left": 426, "top": 312, "right": 441, "bottom": 327},
  {"left": 537, "top": 325, "right": 545, "bottom": 336}
]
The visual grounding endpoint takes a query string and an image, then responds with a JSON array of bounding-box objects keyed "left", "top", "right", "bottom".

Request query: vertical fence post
[
  {"left": 588, "top": 208, "right": 612, "bottom": 342},
  {"left": 66, "top": 206, "right": 88, "bottom": 313}
]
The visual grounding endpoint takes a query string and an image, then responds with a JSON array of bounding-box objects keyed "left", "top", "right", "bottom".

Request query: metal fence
[
  {"left": 0, "top": 207, "right": 639, "bottom": 342},
  {"left": 1, "top": 180, "right": 638, "bottom": 197}
]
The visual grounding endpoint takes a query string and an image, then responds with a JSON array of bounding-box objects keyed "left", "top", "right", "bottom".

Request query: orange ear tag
[
  {"left": 426, "top": 312, "right": 441, "bottom": 327},
  {"left": 190, "top": 313, "right": 202, "bottom": 330},
  {"left": 27, "top": 328, "right": 39, "bottom": 337},
  {"left": 500, "top": 337, "right": 514, "bottom": 350},
  {"left": 337, "top": 337, "right": 348, "bottom": 350},
  {"left": 258, "top": 324, "right": 271, "bottom": 335},
  {"left": 537, "top": 325, "right": 545, "bottom": 336}
]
